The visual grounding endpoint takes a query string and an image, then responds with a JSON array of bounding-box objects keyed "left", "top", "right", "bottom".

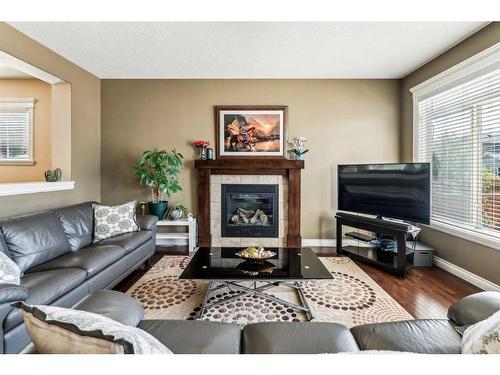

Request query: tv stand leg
[{"left": 336, "top": 218, "right": 343, "bottom": 255}]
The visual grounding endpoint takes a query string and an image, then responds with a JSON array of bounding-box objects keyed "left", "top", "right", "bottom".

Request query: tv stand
[{"left": 335, "top": 212, "right": 414, "bottom": 278}]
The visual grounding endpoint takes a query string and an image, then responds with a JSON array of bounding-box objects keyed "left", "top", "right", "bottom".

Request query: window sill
[
  {"left": 0, "top": 160, "right": 36, "bottom": 166},
  {"left": 427, "top": 219, "right": 500, "bottom": 251},
  {"left": 0, "top": 181, "right": 75, "bottom": 197}
]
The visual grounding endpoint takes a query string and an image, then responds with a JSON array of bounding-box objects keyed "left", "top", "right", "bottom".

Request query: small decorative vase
[
  {"left": 295, "top": 153, "right": 303, "bottom": 160},
  {"left": 199, "top": 146, "right": 207, "bottom": 160},
  {"left": 44, "top": 168, "right": 62, "bottom": 182},
  {"left": 169, "top": 209, "right": 183, "bottom": 220},
  {"left": 207, "top": 148, "right": 214, "bottom": 160}
]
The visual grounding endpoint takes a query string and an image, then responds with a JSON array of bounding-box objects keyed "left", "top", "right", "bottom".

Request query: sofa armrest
[
  {"left": 0, "top": 284, "right": 29, "bottom": 353},
  {"left": 136, "top": 215, "right": 158, "bottom": 232},
  {"left": 0, "top": 283, "right": 29, "bottom": 305},
  {"left": 448, "top": 291, "right": 500, "bottom": 326}
]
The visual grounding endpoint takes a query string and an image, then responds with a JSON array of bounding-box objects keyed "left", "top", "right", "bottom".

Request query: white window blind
[
  {"left": 416, "top": 67, "right": 500, "bottom": 238},
  {"left": 0, "top": 99, "right": 34, "bottom": 163}
]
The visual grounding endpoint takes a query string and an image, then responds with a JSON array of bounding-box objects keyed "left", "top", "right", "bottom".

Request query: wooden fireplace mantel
[{"left": 195, "top": 159, "right": 304, "bottom": 247}]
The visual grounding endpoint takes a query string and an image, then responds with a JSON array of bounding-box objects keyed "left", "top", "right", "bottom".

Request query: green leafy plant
[
  {"left": 166, "top": 203, "right": 190, "bottom": 219},
  {"left": 132, "top": 148, "right": 184, "bottom": 203}
]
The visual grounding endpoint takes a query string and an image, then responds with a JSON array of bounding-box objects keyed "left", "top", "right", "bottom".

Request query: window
[
  {"left": 0, "top": 98, "right": 34, "bottom": 164},
  {"left": 412, "top": 43, "right": 500, "bottom": 247}
]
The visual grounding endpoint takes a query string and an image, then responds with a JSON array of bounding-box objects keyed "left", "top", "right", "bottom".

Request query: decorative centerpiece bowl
[
  {"left": 235, "top": 247, "right": 276, "bottom": 262},
  {"left": 237, "top": 260, "right": 276, "bottom": 276}
]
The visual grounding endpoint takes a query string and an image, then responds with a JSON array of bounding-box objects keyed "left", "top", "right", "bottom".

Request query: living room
[{"left": 1, "top": 1, "right": 499, "bottom": 373}]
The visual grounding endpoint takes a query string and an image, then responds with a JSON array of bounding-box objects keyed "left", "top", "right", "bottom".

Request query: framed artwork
[{"left": 215, "top": 105, "right": 287, "bottom": 158}]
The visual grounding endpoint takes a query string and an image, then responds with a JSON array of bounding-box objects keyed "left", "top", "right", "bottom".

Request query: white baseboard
[
  {"left": 302, "top": 238, "right": 500, "bottom": 291},
  {"left": 302, "top": 238, "right": 336, "bottom": 247},
  {"left": 433, "top": 256, "right": 500, "bottom": 292}
]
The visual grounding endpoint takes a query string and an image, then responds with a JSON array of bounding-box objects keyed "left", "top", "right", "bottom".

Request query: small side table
[{"left": 156, "top": 218, "right": 197, "bottom": 255}]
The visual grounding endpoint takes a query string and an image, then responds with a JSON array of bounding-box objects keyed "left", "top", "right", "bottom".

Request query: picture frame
[{"left": 215, "top": 105, "right": 288, "bottom": 159}]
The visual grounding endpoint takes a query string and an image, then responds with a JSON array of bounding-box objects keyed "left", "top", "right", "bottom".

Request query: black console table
[{"left": 335, "top": 212, "right": 414, "bottom": 278}]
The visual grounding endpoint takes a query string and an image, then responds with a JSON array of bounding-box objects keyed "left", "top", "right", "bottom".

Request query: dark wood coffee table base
[{"left": 197, "top": 280, "right": 314, "bottom": 321}]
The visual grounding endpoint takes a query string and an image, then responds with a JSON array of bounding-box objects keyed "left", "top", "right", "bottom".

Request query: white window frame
[
  {"left": 411, "top": 42, "right": 500, "bottom": 251},
  {"left": 0, "top": 98, "right": 35, "bottom": 165}
]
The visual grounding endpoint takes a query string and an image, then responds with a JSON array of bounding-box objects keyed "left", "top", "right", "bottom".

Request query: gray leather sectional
[
  {"left": 21, "top": 289, "right": 500, "bottom": 354},
  {"left": 0, "top": 202, "right": 158, "bottom": 354}
]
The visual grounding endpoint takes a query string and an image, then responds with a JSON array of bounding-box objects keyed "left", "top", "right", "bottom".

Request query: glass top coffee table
[{"left": 179, "top": 247, "right": 333, "bottom": 321}]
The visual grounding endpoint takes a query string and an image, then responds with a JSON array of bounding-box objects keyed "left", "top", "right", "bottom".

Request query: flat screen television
[{"left": 337, "top": 163, "right": 431, "bottom": 224}]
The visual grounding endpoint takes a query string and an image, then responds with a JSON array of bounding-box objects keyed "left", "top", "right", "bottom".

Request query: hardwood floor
[{"left": 114, "top": 246, "right": 482, "bottom": 320}]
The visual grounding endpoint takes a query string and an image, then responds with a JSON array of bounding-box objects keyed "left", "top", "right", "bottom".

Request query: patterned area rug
[{"left": 126, "top": 255, "right": 412, "bottom": 327}]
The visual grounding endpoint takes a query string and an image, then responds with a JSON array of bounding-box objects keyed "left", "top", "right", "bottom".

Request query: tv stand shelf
[{"left": 336, "top": 212, "right": 414, "bottom": 278}]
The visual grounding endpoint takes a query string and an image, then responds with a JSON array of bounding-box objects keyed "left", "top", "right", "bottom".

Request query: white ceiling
[
  {"left": 9, "top": 22, "right": 488, "bottom": 79},
  {"left": 0, "top": 62, "right": 33, "bottom": 79}
]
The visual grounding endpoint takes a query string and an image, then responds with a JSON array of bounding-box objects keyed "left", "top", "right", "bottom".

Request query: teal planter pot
[{"left": 148, "top": 201, "right": 169, "bottom": 220}]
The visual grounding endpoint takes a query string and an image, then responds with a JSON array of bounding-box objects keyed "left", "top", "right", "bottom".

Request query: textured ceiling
[{"left": 9, "top": 22, "right": 488, "bottom": 79}]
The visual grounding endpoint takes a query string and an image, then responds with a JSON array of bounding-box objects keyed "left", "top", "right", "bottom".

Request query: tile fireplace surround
[
  {"left": 211, "top": 174, "right": 287, "bottom": 247},
  {"left": 195, "top": 159, "right": 304, "bottom": 247}
]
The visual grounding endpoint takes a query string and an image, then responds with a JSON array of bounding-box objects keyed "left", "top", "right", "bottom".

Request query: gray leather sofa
[
  {"left": 20, "top": 290, "right": 500, "bottom": 354},
  {"left": 0, "top": 202, "right": 158, "bottom": 354}
]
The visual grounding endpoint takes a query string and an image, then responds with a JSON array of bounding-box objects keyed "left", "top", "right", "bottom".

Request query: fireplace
[
  {"left": 221, "top": 184, "right": 279, "bottom": 238},
  {"left": 195, "top": 159, "right": 304, "bottom": 247}
]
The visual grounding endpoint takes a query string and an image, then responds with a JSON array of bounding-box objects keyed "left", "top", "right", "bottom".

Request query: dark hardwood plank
[{"left": 114, "top": 245, "right": 482, "bottom": 320}]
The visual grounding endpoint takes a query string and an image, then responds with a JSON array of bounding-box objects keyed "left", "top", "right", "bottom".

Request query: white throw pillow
[
  {"left": 461, "top": 310, "right": 500, "bottom": 354},
  {"left": 0, "top": 251, "right": 21, "bottom": 285},
  {"left": 93, "top": 201, "right": 139, "bottom": 242},
  {"left": 20, "top": 303, "right": 172, "bottom": 354}
]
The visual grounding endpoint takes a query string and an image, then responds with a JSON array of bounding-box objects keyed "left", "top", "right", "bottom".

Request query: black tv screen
[{"left": 338, "top": 163, "right": 430, "bottom": 224}]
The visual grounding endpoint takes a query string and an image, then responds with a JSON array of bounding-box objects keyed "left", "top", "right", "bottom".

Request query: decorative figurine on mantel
[
  {"left": 44, "top": 168, "right": 62, "bottom": 182},
  {"left": 193, "top": 140, "right": 210, "bottom": 160},
  {"left": 287, "top": 136, "right": 309, "bottom": 160}
]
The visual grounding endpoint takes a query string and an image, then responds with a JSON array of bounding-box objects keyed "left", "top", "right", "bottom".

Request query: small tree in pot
[{"left": 132, "top": 148, "right": 184, "bottom": 219}]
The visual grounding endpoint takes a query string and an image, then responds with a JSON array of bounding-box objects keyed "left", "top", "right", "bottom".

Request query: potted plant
[
  {"left": 166, "top": 203, "right": 190, "bottom": 220},
  {"left": 287, "top": 136, "right": 309, "bottom": 160},
  {"left": 132, "top": 148, "right": 184, "bottom": 219}
]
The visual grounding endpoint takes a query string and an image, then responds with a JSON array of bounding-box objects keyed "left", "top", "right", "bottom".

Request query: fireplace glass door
[{"left": 221, "top": 184, "right": 279, "bottom": 238}]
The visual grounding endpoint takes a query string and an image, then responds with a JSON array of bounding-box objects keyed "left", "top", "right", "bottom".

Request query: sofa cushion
[
  {"left": 0, "top": 211, "right": 70, "bottom": 272},
  {"left": 93, "top": 202, "right": 139, "bottom": 242},
  {"left": 242, "top": 322, "right": 360, "bottom": 354},
  {"left": 19, "top": 304, "right": 171, "bottom": 354},
  {"left": 448, "top": 291, "right": 500, "bottom": 327},
  {"left": 27, "top": 244, "right": 126, "bottom": 278},
  {"left": 53, "top": 202, "right": 95, "bottom": 251},
  {"left": 72, "top": 290, "right": 144, "bottom": 327},
  {"left": 461, "top": 310, "right": 500, "bottom": 354},
  {"left": 4, "top": 268, "right": 87, "bottom": 331},
  {"left": 0, "top": 251, "right": 21, "bottom": 285},
  {"left": 350, "top": 319, "right": 462, "bottom": 354},
  {"left": 138, "top": 320, "right": 241, "bottom": 354},
  {"left": 100, "top": 231, "right": 152, "bottom": 253}
]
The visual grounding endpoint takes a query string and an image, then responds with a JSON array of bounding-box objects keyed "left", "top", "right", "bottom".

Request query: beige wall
[
  {"left": 101, "top": 79, "right": 400, "bottom": 238},
  {"left": 0, "top": 79, "right": 52, "bottom": 182},
  {"left": 0, "top": 23, "right": 101, "bottom": 217},
  {"left": 401, "top": 22, "right": 500, "bottom": 285}
]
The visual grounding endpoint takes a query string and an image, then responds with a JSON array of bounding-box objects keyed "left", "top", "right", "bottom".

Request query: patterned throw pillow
[
  {"left": 93, "top": 201, "right": 139, "bottom": 242},
  {"left": 0, "top": 251, "right": 21, "bottom": 285},
  {"left": 19, "top": 303, "right": 172, "bottom": 354},
  {"left": 461, "top": 310, "right": 500, "bottom": 354}
]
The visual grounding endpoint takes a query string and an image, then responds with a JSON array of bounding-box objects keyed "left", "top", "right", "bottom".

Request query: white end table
[{"left": 156, "top": 218, "right": 197, "bottom": 255}]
